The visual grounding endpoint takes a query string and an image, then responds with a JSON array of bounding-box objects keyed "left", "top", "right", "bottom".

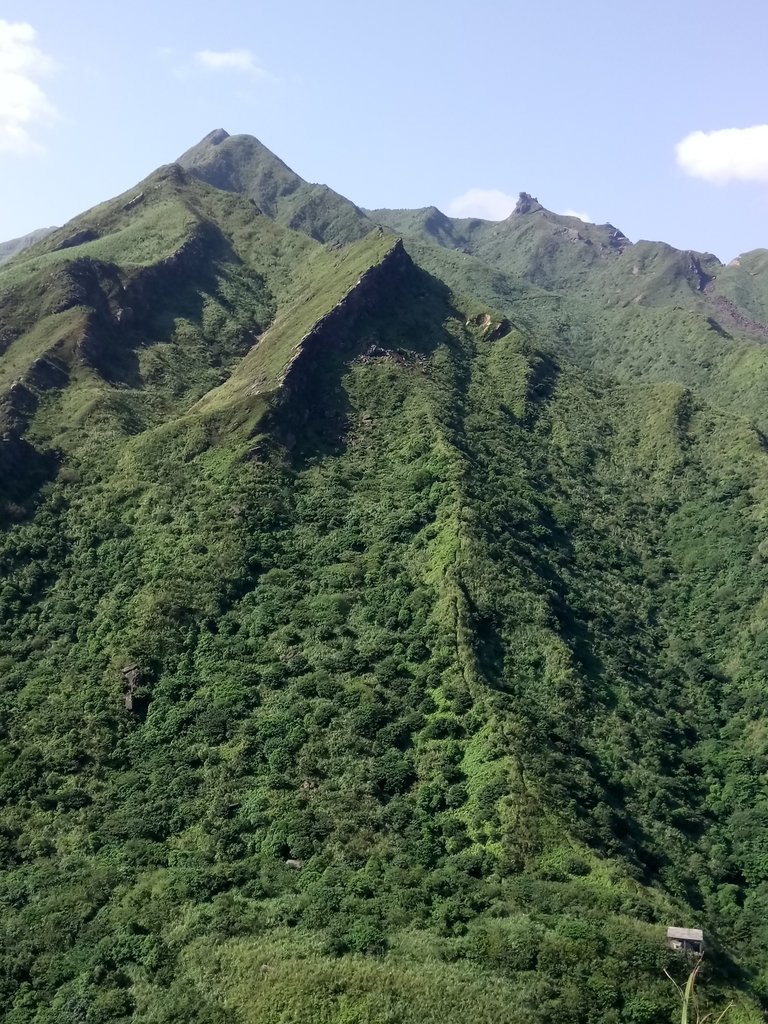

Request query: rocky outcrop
[
  {"left": 605, "top": 226, "right": 630, "bottom": 252},
  {"left": 121, "top": 663, "right": 152, "bottom": 718},
  {"left": 686, "top": 252, "right": 714, "bottom": 292},
  {"left": 27, "top": 353, "right": 69, "bottom": 391},
  {"left": 469, "top": 312, "right": 511, "bottom": 342},
  {"left": 54, "top": 229, "right": 100, "bottom": 252},
  {"left": 0, "top": 370, "right": 65, "bottom": 514},
  {"left": 122, "top": 664, "right": 141, "bottom": 710},
  {"left": 513, "top": 192, "right": 544, "bottom": 216},
  {"left": 3, "top": 380, "right": 37, "bottom": 422}
]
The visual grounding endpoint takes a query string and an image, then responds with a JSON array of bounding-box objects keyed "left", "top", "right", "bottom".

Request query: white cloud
[
  {"left": 194, "top": 49, "right": 268, "bottom": 76},
  {"left": 0, "top": 20, "right": 56, "bottom": 155},
  {"left": 675, "top": 125, "right": 768, "bottom": 184},
  {"left": 561, "top": 208, "right": 592, "bottom": 222},
  {"left": 446, "top": 188, "right": 517, "bottom": 220}
]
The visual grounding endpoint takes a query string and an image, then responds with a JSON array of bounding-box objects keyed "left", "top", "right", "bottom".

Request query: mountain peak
[
  {"left": 201, "top": 128, "right": 230, "bottom": 146},
  {"left": 176, "top": 130, "right": 303, "bottom": 217},
  {"left": 176, "top": 130, "right": 372, "bottom": 244},
  {"left": 513, "top": 192, "right": 544, "bottom": 215}
]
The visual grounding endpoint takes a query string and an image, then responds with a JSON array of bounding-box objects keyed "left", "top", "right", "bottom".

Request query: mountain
[
  {"left": 0, "top": 225, "right": 57, "bottom": 266},
  {"left": 2, "top": 131, "right": 768, "bottom": 1024},
  {"left": 369, "top": 190, "right": 716, "bottom": 297},
  {"left": 369, "top": 194, "right": 768, "bottom": 429},
  {"left": 178, "top": 128, "right": 372, "bottom": 244}
]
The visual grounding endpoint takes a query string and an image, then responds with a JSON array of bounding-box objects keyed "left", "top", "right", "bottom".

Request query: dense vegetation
[{"left": 1, "top": 131, "right": 768, "bottom": 1023}]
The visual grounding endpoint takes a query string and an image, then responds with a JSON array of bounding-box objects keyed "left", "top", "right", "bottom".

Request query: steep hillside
[
  {"left": 2, "top": 132, "right": 768, "bottom": 1024},
  {"left": 710, "top": 250, "right": 768, "bottom": 326},
  {"left": 0, "top": 157, "right": 388, "bottom": 515}
]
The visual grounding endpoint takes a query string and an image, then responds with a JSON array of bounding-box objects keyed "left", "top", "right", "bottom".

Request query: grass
[{"left": 0, "top": 307, "right": 84, "bottom": 390}]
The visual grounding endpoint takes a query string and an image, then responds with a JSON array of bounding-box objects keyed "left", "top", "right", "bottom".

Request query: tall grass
[{"left": 665, "top": 958, "right": 733, "bottom": 1024}]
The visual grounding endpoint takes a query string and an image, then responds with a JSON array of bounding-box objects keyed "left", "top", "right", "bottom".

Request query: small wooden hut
[{"left": 666, "top": 927, "right": 704, "bottom": 954}]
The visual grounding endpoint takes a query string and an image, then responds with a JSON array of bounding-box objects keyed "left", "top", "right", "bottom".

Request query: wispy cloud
[
  {"left": 676, "top": 125, "right": 768, "bottom": 184},
  {"left": 194, "top": 48, "right": 270, "bottom": 77},
  {"left": 0, "top": 20, "right": 56, "bottom": 155},
  {"left": 446, "top": 188, "right": 517, "bottom": 220},
  {"left": 561, "top": 208, "right": 592, "bottom": 222}
]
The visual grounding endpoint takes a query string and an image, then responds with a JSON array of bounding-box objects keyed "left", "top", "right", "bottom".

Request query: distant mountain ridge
[
  {"left": 0, "top": 225, "right": 57, "bottom": 266},
  {"left": 177, "top": 129, "right": 768, "bottom": 338}
]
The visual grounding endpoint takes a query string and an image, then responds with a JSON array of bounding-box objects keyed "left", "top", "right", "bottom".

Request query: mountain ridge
[
  {"left": 0, "top": 225, "right": 58, "bottom": 267},
  {"left": 1, "top": 128, "right": 768, "bottom": 1024}
]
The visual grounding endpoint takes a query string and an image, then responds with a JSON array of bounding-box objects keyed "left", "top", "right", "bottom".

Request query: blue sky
[{"left": 2, "top": 0, "right": 767, "bottom": 260}]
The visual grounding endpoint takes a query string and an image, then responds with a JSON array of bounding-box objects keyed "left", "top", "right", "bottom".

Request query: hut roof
[{"left": 667, "top": 927, "right": 703, "bottom": 942}]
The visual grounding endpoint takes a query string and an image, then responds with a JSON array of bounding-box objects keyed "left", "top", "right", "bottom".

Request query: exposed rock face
[
  {"left": 120, "top": 221, "right": 219, "bottom": 311},
  {"left": 0, "top": 329, "right": 74, "bottom": 512},
  {"left": 0, "top": 375, "right": 63, "bottom": 514},
  {"left": 605, "top": 226, "right": 630, "bottom": 252},
  {"left": 686, "top": 252, "right": 714, "bottom": 292},
  {"left": 122, "top": 192, "right": 144, "bottom": 211},
  {"left": 469, "top": 313, "right": 511, "bottom": 342},
  {"left": 486, "top": 318, "right": 511, "bottom": 342},
  {"left": 25, "top": 354, "right": 68, "bottom": 391},
  {"left": 55, "top": 229, "right": 100, "bottom": 252},
  {"left": 121, "top": 663, "right": 151, "bottom": 717},
  {"left": 2, "top": 382, "right": 37, "bottom": 426},
  {"left": 513, "top": 192, "right": 544, "bottom": 215},
  {"left": 122, "top": 664, "right": 141, "bottom": 710},
  {"left": 46, "top": 259, "right": 122, "bottom": 317}
]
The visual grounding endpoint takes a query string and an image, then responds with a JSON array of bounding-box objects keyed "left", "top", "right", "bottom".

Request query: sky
[{"left": 1, "top": 0, "right": 767, "bottom": 261}]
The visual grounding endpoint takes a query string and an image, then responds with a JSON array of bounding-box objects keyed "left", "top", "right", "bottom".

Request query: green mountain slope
[
  {"left": 369, "top": 191, "right": 720, "bottom": 303},
  {"left": 2, "top": 132, "right": 768, "bottom": 1024},
  {"left": 368, "top": 194, "right": 768, "bottom": 438},
  {"left": 178, "top": 129, "right": 372, "bottom": 244},
  {"left": 709, "top": 250, "right": 768, "bottom": 325}
]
